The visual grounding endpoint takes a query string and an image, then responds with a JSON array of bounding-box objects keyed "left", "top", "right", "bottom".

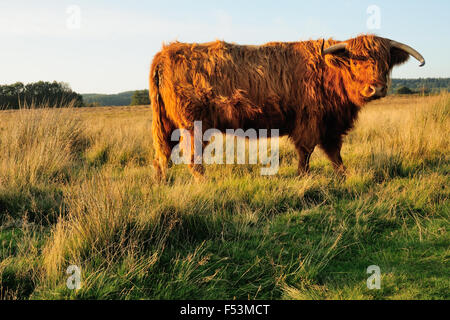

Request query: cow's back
[{"left": 153, "top": 40, "right": 303, "bottom": 131}]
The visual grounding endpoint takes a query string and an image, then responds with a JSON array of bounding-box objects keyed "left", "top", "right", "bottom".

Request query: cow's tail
[{"left": 150, "top": 62, "right": 173, "bottom": 181}]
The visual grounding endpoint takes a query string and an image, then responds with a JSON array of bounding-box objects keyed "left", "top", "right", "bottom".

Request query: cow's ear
[
  {"left": 390, "top": 47, "right": 410, "bottom": 66},
  {"left": 324, "top": 49, "right": 349, "bottom": 68}
]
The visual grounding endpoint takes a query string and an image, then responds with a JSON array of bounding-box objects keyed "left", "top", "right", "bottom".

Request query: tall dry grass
[
  {"left": 0, "top": 105, "right": 86, "bottom": 186},
  {"left": 348, "top": 93, "right": 449, "bottom": 161},
  {"left": 0, "top": 94, "right": 448, "bottom": 299}
]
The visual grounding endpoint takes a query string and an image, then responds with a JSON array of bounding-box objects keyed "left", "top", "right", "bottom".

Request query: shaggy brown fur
[{"left": 150, "top": 34, "right": 411, "bottom": 179}]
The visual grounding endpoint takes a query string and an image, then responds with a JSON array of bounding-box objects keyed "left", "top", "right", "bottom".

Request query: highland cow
[{"left": 149, "top": 34, "right": 424, "bottom": 179}]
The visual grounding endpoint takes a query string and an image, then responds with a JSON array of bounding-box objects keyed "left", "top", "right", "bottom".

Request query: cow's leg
[
  {"left": 188, "top": 132, "right": 206, "bottom": 180},
  {"left": 152, "top": 118, "right": 176, "bottom": 182},
  {"left": 290, "top": 114, "right": 319, "bottom": 175},
  {"left": 294, "top": 143, "right": 315, "bottom": 174},
  {"left": 320, "top": 140, "right": 346, "bottom": 174}
]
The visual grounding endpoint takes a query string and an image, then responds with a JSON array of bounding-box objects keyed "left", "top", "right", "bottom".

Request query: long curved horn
[
  {"left": 390, "top": 40, "right": 425, "bottom": 67},
  {"left": 323, "top": 43, "right": 347, "bottom": 55}
]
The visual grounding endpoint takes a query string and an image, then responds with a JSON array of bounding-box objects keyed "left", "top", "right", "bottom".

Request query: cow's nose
[{"left": 373, "top": 85, "right": 387, "bottom": 97}]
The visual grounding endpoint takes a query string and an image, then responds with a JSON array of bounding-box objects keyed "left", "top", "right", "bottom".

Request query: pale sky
[{"left": 1, "top": 0, "right": 449, "bottom": 94}]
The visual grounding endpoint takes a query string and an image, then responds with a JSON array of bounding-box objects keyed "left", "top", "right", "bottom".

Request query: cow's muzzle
[{"left": 362, "top": 85, "right": 387, "bottom": 99}]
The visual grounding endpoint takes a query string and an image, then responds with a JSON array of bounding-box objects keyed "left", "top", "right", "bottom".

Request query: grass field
[{"left": 0, "top": 94, "right": 448, "bottom": 300}]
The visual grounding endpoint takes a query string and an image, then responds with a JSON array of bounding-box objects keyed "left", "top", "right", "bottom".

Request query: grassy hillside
[{"left": 0, "top": 95, "right": 448, "bottom": 300}]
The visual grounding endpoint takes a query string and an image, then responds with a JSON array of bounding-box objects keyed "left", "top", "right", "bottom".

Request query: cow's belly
[{"left": 241, "top": 114, "right": 295, "bottom": 136}]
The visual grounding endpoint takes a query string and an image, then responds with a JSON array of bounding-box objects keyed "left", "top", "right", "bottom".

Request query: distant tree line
[
  {"left": 390, "top": 78, "right": 450, "bottom": 95},
  {"left": 0, "top": 81, "right": 83, "bottom": 109},
  {"left": 130, "top": 90, "right": 150, "bottom": 105},
  {"left": 2, "top": 78, "right": 448, "bottom": 109},
  {"left": 83, "top": 91, "right": 136, "bottom": 106},
  {"left": 396, "top": 86, "right": 415, "bottom": 95},
  {"left": 83, "top": 90, "right": 150, "bottom": 106}
]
